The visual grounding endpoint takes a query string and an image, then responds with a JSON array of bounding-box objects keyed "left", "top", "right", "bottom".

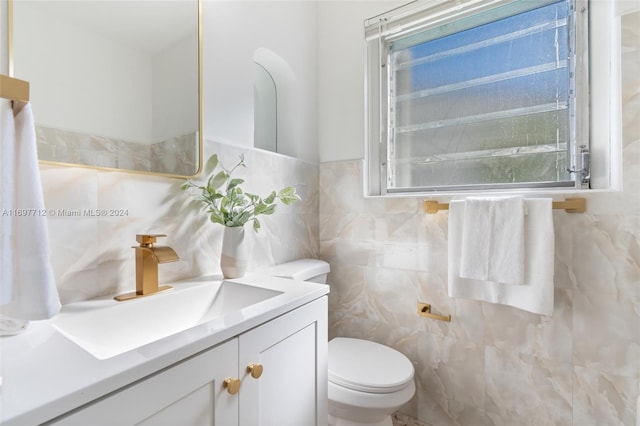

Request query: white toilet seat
[
  {"left": 328, "top": 338, "right": 414, "bottom": 393},
  {"left": 328, "top": 338, "right": 416, "bottom": 426},
  {"left": 328, "top": 379, "right": 416, "bottom": 410}
]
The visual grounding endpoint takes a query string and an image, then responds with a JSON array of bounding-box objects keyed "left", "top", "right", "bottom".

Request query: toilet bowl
[{"left": 262, "top": 259, "right": 416, "bottom": 426}]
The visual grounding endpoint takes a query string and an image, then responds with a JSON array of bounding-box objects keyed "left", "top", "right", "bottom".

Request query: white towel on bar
[
  {"left": 1, "top": 100, "right": 15, "bottom": 305},
  {"left": 448, "top": 198, "right": 555, "bottom": 316},
  {"left": 0, "top": 102, "right": 60, "bottom": 321},
  {"left": 459, "top": 196, "right": 526, "bottom": 285}
]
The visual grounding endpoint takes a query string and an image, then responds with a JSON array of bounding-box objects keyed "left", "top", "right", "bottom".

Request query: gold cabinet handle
[
  {"left": 246, "top": 363, "right": 264, "bottom": 379},
  {"left": 223, "top": 377, "right": 241, "bottom": 395}
]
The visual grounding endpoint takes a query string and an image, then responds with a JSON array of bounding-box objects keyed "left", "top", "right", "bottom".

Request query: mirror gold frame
[{"left": 8, "top": 0, "right": 203, "bottom": 179}]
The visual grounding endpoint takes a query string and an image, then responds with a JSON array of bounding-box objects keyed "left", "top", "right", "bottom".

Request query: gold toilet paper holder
[{"left": 418, "top": 302, "right": 451, "bottom": 322}]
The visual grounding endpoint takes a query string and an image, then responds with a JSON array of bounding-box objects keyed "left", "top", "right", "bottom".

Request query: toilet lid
[{"left": 328, "top": 338, "right": 414, "bottom": 394}]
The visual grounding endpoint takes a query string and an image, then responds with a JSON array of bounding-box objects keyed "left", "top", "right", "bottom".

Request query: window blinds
[{"left": 375, "top": 0, "right": 579, "bottom": 191}]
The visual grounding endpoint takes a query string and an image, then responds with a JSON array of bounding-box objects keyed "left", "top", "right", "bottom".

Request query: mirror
[
  {"left": 11, "top": 0, "right": 202, "bottom": 177},
  {"left": 252, "top": 47, "right": 297, "bottom": 158},
  {"left": 253, "top": 61, "right": 278, "bottom": 153}
]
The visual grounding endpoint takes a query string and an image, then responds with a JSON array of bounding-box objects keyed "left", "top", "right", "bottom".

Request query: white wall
[
  {"left": 13, "top": 2, "right": 153, "bottom": 143},
  {"left": 318, "top": 1, "right": 402, "bottom": 163},
  {"left": 0, "top": 0, "right": 7, "bottom": 76},
  {"left": 202, "top": 0, "right": 318, "bottom": 163},
  {"left": 152, "top": 32, "right": 199, "bottom": 143}
]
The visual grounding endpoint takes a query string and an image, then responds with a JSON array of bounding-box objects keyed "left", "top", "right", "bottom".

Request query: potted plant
[{"left": 182, "top": 153, "right": 300, "bottom": 278}]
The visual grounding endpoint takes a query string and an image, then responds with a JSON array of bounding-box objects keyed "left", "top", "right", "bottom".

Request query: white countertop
[{"left": 0, "top": 273, "right": 329, "bottom": 425}]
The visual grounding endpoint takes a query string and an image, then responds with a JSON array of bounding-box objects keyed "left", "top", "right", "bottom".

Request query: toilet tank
[{"left": 262, "top": 259, "right": 330, "bottom": 283}]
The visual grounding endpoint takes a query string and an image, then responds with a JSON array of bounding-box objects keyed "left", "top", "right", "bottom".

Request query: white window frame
[{"left": 364, "top": 0, "right": 598, "bottom": 196}]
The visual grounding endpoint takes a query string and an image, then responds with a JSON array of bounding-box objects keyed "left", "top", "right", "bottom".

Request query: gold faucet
[{"left": 114, "top": 234, "right": 179, "bottom": 301}]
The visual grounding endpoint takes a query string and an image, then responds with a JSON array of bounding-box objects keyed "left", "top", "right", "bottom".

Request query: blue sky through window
[{"left": 395, "top": 1, "right": 570, "bottom": 95}]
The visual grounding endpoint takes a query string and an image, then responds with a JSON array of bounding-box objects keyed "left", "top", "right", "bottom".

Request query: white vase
[{"left": 220, "top": 226, "right": 249, "bottom": 278}]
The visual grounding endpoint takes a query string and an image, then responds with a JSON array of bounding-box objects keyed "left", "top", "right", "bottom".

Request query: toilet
[{"left": 263, "top": 259, "right": 416, "bottom": 426}]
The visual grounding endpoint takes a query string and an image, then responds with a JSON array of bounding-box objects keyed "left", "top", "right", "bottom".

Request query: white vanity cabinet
[
  {"left": 50, "top": 339, "right": 239, "bottom": 425},
  {"left": 239, "top": 294, "right": 328, "bottom": 425},
  {"left": 49, "top": 297, "right": 327, "bottom": 426}
]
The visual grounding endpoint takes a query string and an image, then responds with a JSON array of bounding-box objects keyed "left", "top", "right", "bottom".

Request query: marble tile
[
  {"left": 328, "top": 309, "right": 366, "bottom": 342},
  {"left": 484, "top": 346, "right": 573, "bottom": 425},
  {"left": 35, "top": 125, "right": 205, "bottom": 176},
  {"left": 324, "top": 262, "right": 367, "bottom": 316},
  {"left": 40, "top": 139, "right": 318, "bottom": 302},
  {"left": 319, "top": 212, "right": 375, "bottom": 242},
  {"left": 319, "top": 160, "right": 365, "bottom": 215},
  {"left": 416, "top": 331, "right": 485, "bottom": 408},
  {"left": 321, "top": 239, "right": 377, "bottom": 267},
  {"left": 374, "top": 212, "right": 420, "bottom": 243},
  {"left": 572, "top": 288, "right": 640, "bottom": 377},
  {"left": 375, "top": 241, "right": 420, "bottom": 271},
  {"left": 573, "top": 365, "right": 639, "bottom": 426},
  {"left": 416, "top": 391, "right": 489, "bottom": 426},
  {"left": 554, "top": 213, "right": 640, "bottom": 299},
  {"left": 116, "top": 140, "right": 151, "bottom": 172},
  {"left": 483, "top": 288, "right": 573, "bottom": 364},
  {"left": 39, "top": 164, "right": 98, "bottom": 214},
  {"left": 416, "top": 212, "right": 449, "bottom": 273},
  {"left": 150, "top": 132, "right": 197, "bottom": 176},
  {"left": 362, "top": 267, "right": 420, "bottom": 327},
  {"left": 360, "top": 321, "right": 420, "bottom": 364}
]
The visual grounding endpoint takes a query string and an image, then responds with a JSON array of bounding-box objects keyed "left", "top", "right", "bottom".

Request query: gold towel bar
[
  {"left": 0, "top": 74, "right": 30, "bottom": 103},
  {"left": 424, "top": 197, "right": 586, "bottom": 214}
]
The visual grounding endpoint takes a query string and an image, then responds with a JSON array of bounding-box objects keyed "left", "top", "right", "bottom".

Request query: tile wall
[
  {"left": 41, "top": 139, "right": 319, "bottom": 304},
  {"left": 319, "top": 11, "right": 639, "bottom": 426},
  {"left": 36, "top": 126, "right": 198, "bottom": 176}
]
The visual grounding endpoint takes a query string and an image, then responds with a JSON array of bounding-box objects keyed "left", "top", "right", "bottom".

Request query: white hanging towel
[
  {"left": 448, "top": 198, "right": 554, "bottom": 316},
  {"left": 459, "top": 196, "right": 526, "bottom": 285},
  {"left": 1, "top": 100, "right": 15, "bottom": 305},
  {"left": 0, "top": 103, "right": 60, "bottom": 320}
]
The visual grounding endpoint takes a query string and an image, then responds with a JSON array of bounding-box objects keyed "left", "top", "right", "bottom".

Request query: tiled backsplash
[
  {"left": 41, "top": 139, "right": 319, "bottom": 304},
  {"left": 320, "top": 11, "right": 639, "bottom": 426},
  {"left": 37, "top": 125, "right": 197, "bottom": 176}
]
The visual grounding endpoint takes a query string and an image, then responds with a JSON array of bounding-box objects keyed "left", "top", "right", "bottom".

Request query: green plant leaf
[
  {"left": 264, "top": 191, "right": 276, "bottom": 205},
  {"left": 206, "top": 185, "right": 218, "bottom": 196},
  {"left": 238, "top": 211, "right": 252, "bottom": 225},
  {"left": 220, "top": 197, "right": 230, "bottom": 211},
  {"left": 183, "top": 153, "right": 300, "bottom": 234},
  {"left": 204, "top": 154, "right": 219, "bottom": 175},
  {"left": 278, "top": 186, "right": 301, "bottom": 205},
  {"left": 210, "top": 171, "right": 228, "bottom": 189},
  {"left": 253, "top": 202, "right": 266, "bottom": 215},
  {"left": 262, "top": 204, "right": 276, "bottom": 215},
  {"left": 209, "top": 211, "right": 225, "bottom": 225},
  {"left": 227, "top": 178, "right": 244, "bottom": 191}
]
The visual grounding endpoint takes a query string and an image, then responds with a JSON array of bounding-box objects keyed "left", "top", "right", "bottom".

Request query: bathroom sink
[{"left": 52, "top": 280, "right": 282, "bottom": 360}]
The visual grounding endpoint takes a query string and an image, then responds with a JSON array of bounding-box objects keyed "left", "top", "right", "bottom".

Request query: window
[{"left": 365, "top": 0, "right": 590, "bottom": 195}]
